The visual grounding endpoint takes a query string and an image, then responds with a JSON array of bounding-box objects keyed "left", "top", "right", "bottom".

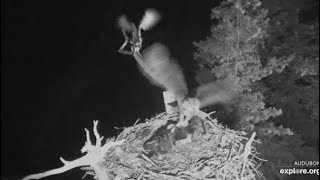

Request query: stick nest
[
  {"left": 94, "top": 112, "right": 265, "bottom": 180},
  {"left": 23, "top": 111, "right": 265, "bottom": 180}
]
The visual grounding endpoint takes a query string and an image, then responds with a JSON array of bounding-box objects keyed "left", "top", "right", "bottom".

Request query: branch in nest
[{"left": 22, "top": 121, "right": 125, "bottom": 180}]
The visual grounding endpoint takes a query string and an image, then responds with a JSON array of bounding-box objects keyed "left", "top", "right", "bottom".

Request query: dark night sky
[{"left": 1, "top": 0, "right": 217, "bottom": 179}]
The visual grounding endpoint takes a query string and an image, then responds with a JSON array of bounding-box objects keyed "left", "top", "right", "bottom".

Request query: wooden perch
[{"left": 22, "top": 121, "right": 125, "bottom": 180}]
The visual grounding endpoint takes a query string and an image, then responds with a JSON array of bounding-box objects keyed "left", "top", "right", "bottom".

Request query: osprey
[{"left": 117, "top": 9, "right": 234, "bottom": 127}]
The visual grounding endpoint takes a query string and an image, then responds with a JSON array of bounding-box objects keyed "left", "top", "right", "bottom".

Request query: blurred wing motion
[
  {"left": 195, "top": 80, "right": 235, "bottom": 108},
  {"left": 139, "top": 9, "right": 161, "bottom": 31},
  {"left": 117, "top": 15, "right": 136, "bottom": 33},
  {"left": 141, "top": 43, "right": 188, "bottom": 102}
]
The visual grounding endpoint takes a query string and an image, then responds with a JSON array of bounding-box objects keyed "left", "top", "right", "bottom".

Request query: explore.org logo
[{"left": 279, "top": 161, "right": 319, "bottom": 176}]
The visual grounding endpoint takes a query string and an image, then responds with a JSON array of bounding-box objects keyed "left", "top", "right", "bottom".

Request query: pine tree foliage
[
  {"left": 193, "top": 0, "right": 293, "bottom": 135},
  {"left": 194, "top": 0, "right": 319, "bottom": 179},
  {"left": 257, "top": 2, "right": 319, "bottom": 178},
  {"left": 260, "top": 0, "right": 319, "bottom": 141}
]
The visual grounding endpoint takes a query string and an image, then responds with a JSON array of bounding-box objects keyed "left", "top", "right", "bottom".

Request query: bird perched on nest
[{"left": 117, "top": 9, "right": 234, "bottom": 128}]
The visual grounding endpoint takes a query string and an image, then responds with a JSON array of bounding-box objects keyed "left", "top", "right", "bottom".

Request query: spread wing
[
  {"left": 140, "top": 43, "right": 188, "bottom": 102},
  {"left": 139, "top": 9, "right": 161, "bottom": 31},
  {"left": 117, "top": 15, "right": 136, "bottom": 33},
  {"left": 195, "top": 79, "right": 235, "bottom": 108}
]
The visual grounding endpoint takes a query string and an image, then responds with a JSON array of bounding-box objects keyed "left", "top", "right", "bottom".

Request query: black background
[{"left": 1, "top": 0, "right": 217, "bottom": 179}]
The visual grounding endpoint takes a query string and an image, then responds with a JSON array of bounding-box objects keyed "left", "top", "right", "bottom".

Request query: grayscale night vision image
[{"left": 1, "top": 0, "right": 319, "bottom": 180}]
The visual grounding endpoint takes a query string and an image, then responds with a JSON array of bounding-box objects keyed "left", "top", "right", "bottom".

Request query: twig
[
  {"left": 240, "top": 132, "right": 256, "bottom": 180},
  {"left": 134, "top": 118, "right": 141, "bottom": 125},
  {"left": 22, "top": 121, "right": 125, "bottom": 180}
]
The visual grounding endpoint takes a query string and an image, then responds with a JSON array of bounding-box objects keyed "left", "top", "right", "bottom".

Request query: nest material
[
  {"left": 100, "top": 112, "right": 265, "bottom": 180},
  {"left": 22, "top": 111, "right": 265, "bottom": 180}
]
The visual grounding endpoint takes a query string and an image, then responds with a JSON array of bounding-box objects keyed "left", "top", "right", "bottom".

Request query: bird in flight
[{"left": 117, "top": 9, "right": 234, "bottom": 127}]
